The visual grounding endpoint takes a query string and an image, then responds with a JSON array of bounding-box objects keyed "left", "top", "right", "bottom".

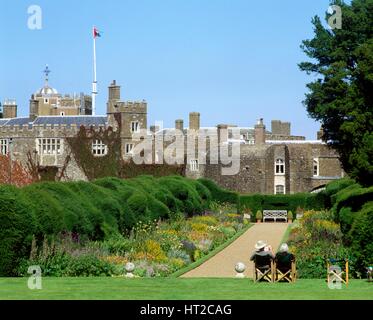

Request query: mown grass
[{"left": 0, "top": 278, "right": 372, "bottom": 300}]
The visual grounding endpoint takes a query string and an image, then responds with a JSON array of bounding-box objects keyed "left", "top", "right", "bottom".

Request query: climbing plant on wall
[{"left": 66, "top": 126, "right": 122, "bottom": 181}]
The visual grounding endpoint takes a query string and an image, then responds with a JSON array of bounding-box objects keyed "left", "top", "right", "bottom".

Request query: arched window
[
  {"left": 276, "top": 185, "right": 285, "bottom": 195},
  {"left": 275, "top": 158, "right": 285, "bottom": 175},
  {"left": 313, "top": 158, "right": 319, "bottom": 176}
]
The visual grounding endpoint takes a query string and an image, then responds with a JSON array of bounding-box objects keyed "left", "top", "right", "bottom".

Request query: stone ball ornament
[
  {"left": 125, "top": 262, "right": 135, "bottom": 278},
  {"left": 235, "top": 262, "right": 246, "bottom": 278}
]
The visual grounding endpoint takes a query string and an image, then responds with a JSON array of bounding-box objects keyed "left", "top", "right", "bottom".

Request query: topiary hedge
[{"left": 0, "top": 175, "right": 212, "bottom": 276}]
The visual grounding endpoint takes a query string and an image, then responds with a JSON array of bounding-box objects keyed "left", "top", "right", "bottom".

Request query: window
[
  {"left": 125, "top": 143, "right": 134, "bottom": 155},
  {"left": 92, "top": 140, "right": 107, "bottom": 156},
  {"left": 313, "top": 158, "right": 320, "bottom": 176},
  {"left": 275, "top": 185, "right": 285, "bottom": 195},
  {"left": 38, "top": 138, "right": 62, "bottom": 155},
  {"left": 44, "top": 99, "right": 49, "bottom": 104},
  {"left": 190, "top": 159, "right": 199, "bottom": 172},
  {"left": 131, "top": 121, "right": 140, "bottom": 133},
  {"left": 275, "top": 158, "right": 285, "bottom": 175},
  {"left": 0, "top": 139, "right": 9, "bottom": 155},
  {"left": 60, "top": 112, "right": 65, "bottom": 116}
]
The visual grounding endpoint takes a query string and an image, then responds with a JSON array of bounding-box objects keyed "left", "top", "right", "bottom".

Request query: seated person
[
  {"left": 250, "top": 240, "right": 275, "bottom": 271},
  {"left": 275, "top": 243, "right": 295, "bottom": 273}
]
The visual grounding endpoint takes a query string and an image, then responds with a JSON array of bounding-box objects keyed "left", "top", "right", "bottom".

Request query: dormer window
[{"left": 275, "top": 158, "right": 285, "bottom": 175}]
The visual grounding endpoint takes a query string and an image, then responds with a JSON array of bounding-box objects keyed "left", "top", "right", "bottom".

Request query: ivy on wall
[
  {"left": 66, "top": 125, "right": 185, "bottom": 181},
  {"left": 66, "top": 126, "right": 121, "bottom": 180}
]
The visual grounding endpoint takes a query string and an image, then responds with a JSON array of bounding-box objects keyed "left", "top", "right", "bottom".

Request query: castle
[{"left": 0, "top": 70, "right": 344, "bottom": 194}]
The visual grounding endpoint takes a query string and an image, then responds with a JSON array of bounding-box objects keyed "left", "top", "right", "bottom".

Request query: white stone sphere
[
  {"left": 235, "top": 262, "right": 246, "bottom": 273},
  {"left": 125, "top": 262, "right": 135, "bottom": 273}
]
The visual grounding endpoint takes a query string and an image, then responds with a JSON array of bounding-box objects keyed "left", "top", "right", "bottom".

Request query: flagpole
[{"left": 92, "top": 27, "right": 97, "bottom": 116}]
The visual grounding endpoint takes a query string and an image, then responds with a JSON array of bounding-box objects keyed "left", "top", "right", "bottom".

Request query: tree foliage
[{"left": 299, "top": 0, "right": 373, "bottom": 186}]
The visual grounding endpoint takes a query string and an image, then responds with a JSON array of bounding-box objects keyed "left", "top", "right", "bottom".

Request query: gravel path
[{"left": 181, "top": 223, "right": 289, "bottom": 278}]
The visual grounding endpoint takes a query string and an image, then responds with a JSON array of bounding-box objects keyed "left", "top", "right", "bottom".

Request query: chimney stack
[
  {"left": 189, "top": 112, "right": 200, "bottom": 131},
  {"left": 175, "top": 119, "right": 184, "bottom": 133},
  {"left": 254, "top": 118, "right": 266, "bottom": 145}
]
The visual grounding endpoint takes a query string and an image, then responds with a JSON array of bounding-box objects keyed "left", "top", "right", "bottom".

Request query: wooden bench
[{"left": 263, "top": 210, "right": 288, "bottom": 222}]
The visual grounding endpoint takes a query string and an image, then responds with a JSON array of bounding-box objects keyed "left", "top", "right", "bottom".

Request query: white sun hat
[
  {"left": 279, "top": 243, "right": 289, "bottom": 252},
  {"left": 254, "top": 240, "right": 267, "bottom": 251}
]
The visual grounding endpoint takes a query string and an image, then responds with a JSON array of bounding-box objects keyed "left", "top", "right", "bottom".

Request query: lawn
[{"left": 0, "top": 278, "right": 372, "bottom": 300}]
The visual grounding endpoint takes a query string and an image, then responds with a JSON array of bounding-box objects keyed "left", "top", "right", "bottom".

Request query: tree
[
  {"left": 0, "top": 155, "right": 34, "bottom": 187},
  {"left": 299, "top": 0, "right": 373, "bottom": 186}
]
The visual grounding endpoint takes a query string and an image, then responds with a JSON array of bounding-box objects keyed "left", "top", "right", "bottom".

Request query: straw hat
[{"left": 255, "top": 240, "right": 267, "bottom": 251}]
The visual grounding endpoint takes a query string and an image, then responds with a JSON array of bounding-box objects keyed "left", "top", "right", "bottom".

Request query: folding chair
[
  {"left": 327, "top": 258, "right": 349, "bottom": 287},
  {"left": 274, "top": 259, "right": 296, "bottom": 283},
  {"left": 253, "top": 254, "right": 274, "bottom": 283}
]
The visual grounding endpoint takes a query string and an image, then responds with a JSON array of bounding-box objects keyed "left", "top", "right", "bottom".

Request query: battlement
[
  {"left": 0, "top": 123, "right": 107, "bottom": 137},
  {"left": 117, "top": 100, "right": 147, "bottom": 113}
]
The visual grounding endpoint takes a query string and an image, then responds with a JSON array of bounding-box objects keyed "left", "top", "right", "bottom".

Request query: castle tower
[
  {"left": 2, "top": 99, "right": 17, "bottom": 118},
  {"left": 255, "top": 118, "right": 266, "bottom": 145}
]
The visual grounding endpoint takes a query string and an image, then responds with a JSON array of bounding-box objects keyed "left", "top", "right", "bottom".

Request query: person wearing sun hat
[
  {"left": 275, "top": 243, "right": 295, "bottom": 274},
  {"left": 250, "top": 240, "right": 275, "bottom": 271}
]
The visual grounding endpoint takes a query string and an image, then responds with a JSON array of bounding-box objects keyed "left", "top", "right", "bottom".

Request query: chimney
[
  {"left": 107, "top": 80, "right": 121, "bottom": 114},
  {"left": 3, "top": 99, "right": 17, "bottom": 119},
  {"left": 317, "top": 127, "right": 325, "bottom": 141},
  {"left": 254, "top": 118, "right": 266, "bottom": 145},
  {"left": 150, "top": 125, "right": 160, "bottom": 133},
  {"left": 217, "top": 124, "right": 229, "bottom": 144},
  {"left": 175, "top": 119, "right": 184, "bottom": 133},
  {"left": 108, "top": 80, "right": 121, "bottom": 101},
  {"left": 189, "top": 112, "right": 200, "bottom": 131}
]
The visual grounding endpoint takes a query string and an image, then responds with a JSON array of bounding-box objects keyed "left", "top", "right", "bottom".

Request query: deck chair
[
  {"left": 274, "top": 253, "right": 296, "bottom": 283},
  {"left": 327, "top": 258, "right": 349, "bottom": 287},
  {"left": 253, "top": 254, "right": 274, "bottom": 283}
]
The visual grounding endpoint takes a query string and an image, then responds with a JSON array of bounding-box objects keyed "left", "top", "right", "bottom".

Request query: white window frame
[
  {"left": 0, "top": 139, "right": 9, "bottom": 155},
  {"left": 92, "top": 140, "right": 108, "bottom": 157},
  {"left": 275, "top": 158, "right": 285, "bottom": 175},
  {"left": 275, "top": 185, "right": 285, "bottom": 195},
  {"left": 38, "top": 138, "right": 62, "bottom": 155},
  {"left": 125, "top": 143, "right": 134, "bottom": 155},
  {"left": 44, "top": 98, "right": 49, "bottom": 104},
  {"left": 313, "top": 158, "right": 319, "bottom": 177},
  {"left": 60, "top": 112, "right": 65, "bottom": 116},
  {"left": 131, "top": 121, "right": 140, "bottom": 133},
  {"left": 190, "top": 159, "right": 199, "bottom": 172}
]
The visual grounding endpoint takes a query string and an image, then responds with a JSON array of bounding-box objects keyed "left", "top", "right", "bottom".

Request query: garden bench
[{"left": 263, "top": 210, "right": 288, "bottom": 222}]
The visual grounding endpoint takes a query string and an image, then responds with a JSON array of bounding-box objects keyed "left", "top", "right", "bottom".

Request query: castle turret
[
  {"left": 255, "top": 118, "right": 266, "bottom": 145},
  {"left": 3, "top": 99, "right": 17, "bottom": 119}
]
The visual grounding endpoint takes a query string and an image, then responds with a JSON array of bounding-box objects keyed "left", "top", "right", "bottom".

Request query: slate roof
[
  {"left": 0, "top": 116, "right": 108, "bottom": 128},
  {"left": 33, "top": 116, "right": 107, "bottom": 127}
]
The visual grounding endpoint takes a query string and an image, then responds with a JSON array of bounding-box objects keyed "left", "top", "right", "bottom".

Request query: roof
[
  {"left": 0, "top": 116, "right": 108, "bottom": 128},
  {"left": 266, "top": 140, "right": 325, "bottom": 145},
  {"left": 33, "top": 116, "right": 107, "bottom": 127},
  {"left": 0, "top": 117, "right": 32, "bottom": 126}
]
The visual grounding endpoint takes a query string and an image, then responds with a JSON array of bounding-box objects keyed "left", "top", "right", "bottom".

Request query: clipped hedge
[
  {"left": 198, "top": 178, "right": 239, "bottom": 205},
  {"left": 0, "top": 176, "right": 212, "bottom": 276},
  {"left": 239, "top": 193, "right": 326, "bottom": 217}
]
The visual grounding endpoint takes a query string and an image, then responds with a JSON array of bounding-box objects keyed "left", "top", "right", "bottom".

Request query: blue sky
[{"left": 0, "top": 0, "right": 335, "bottom": 139}]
